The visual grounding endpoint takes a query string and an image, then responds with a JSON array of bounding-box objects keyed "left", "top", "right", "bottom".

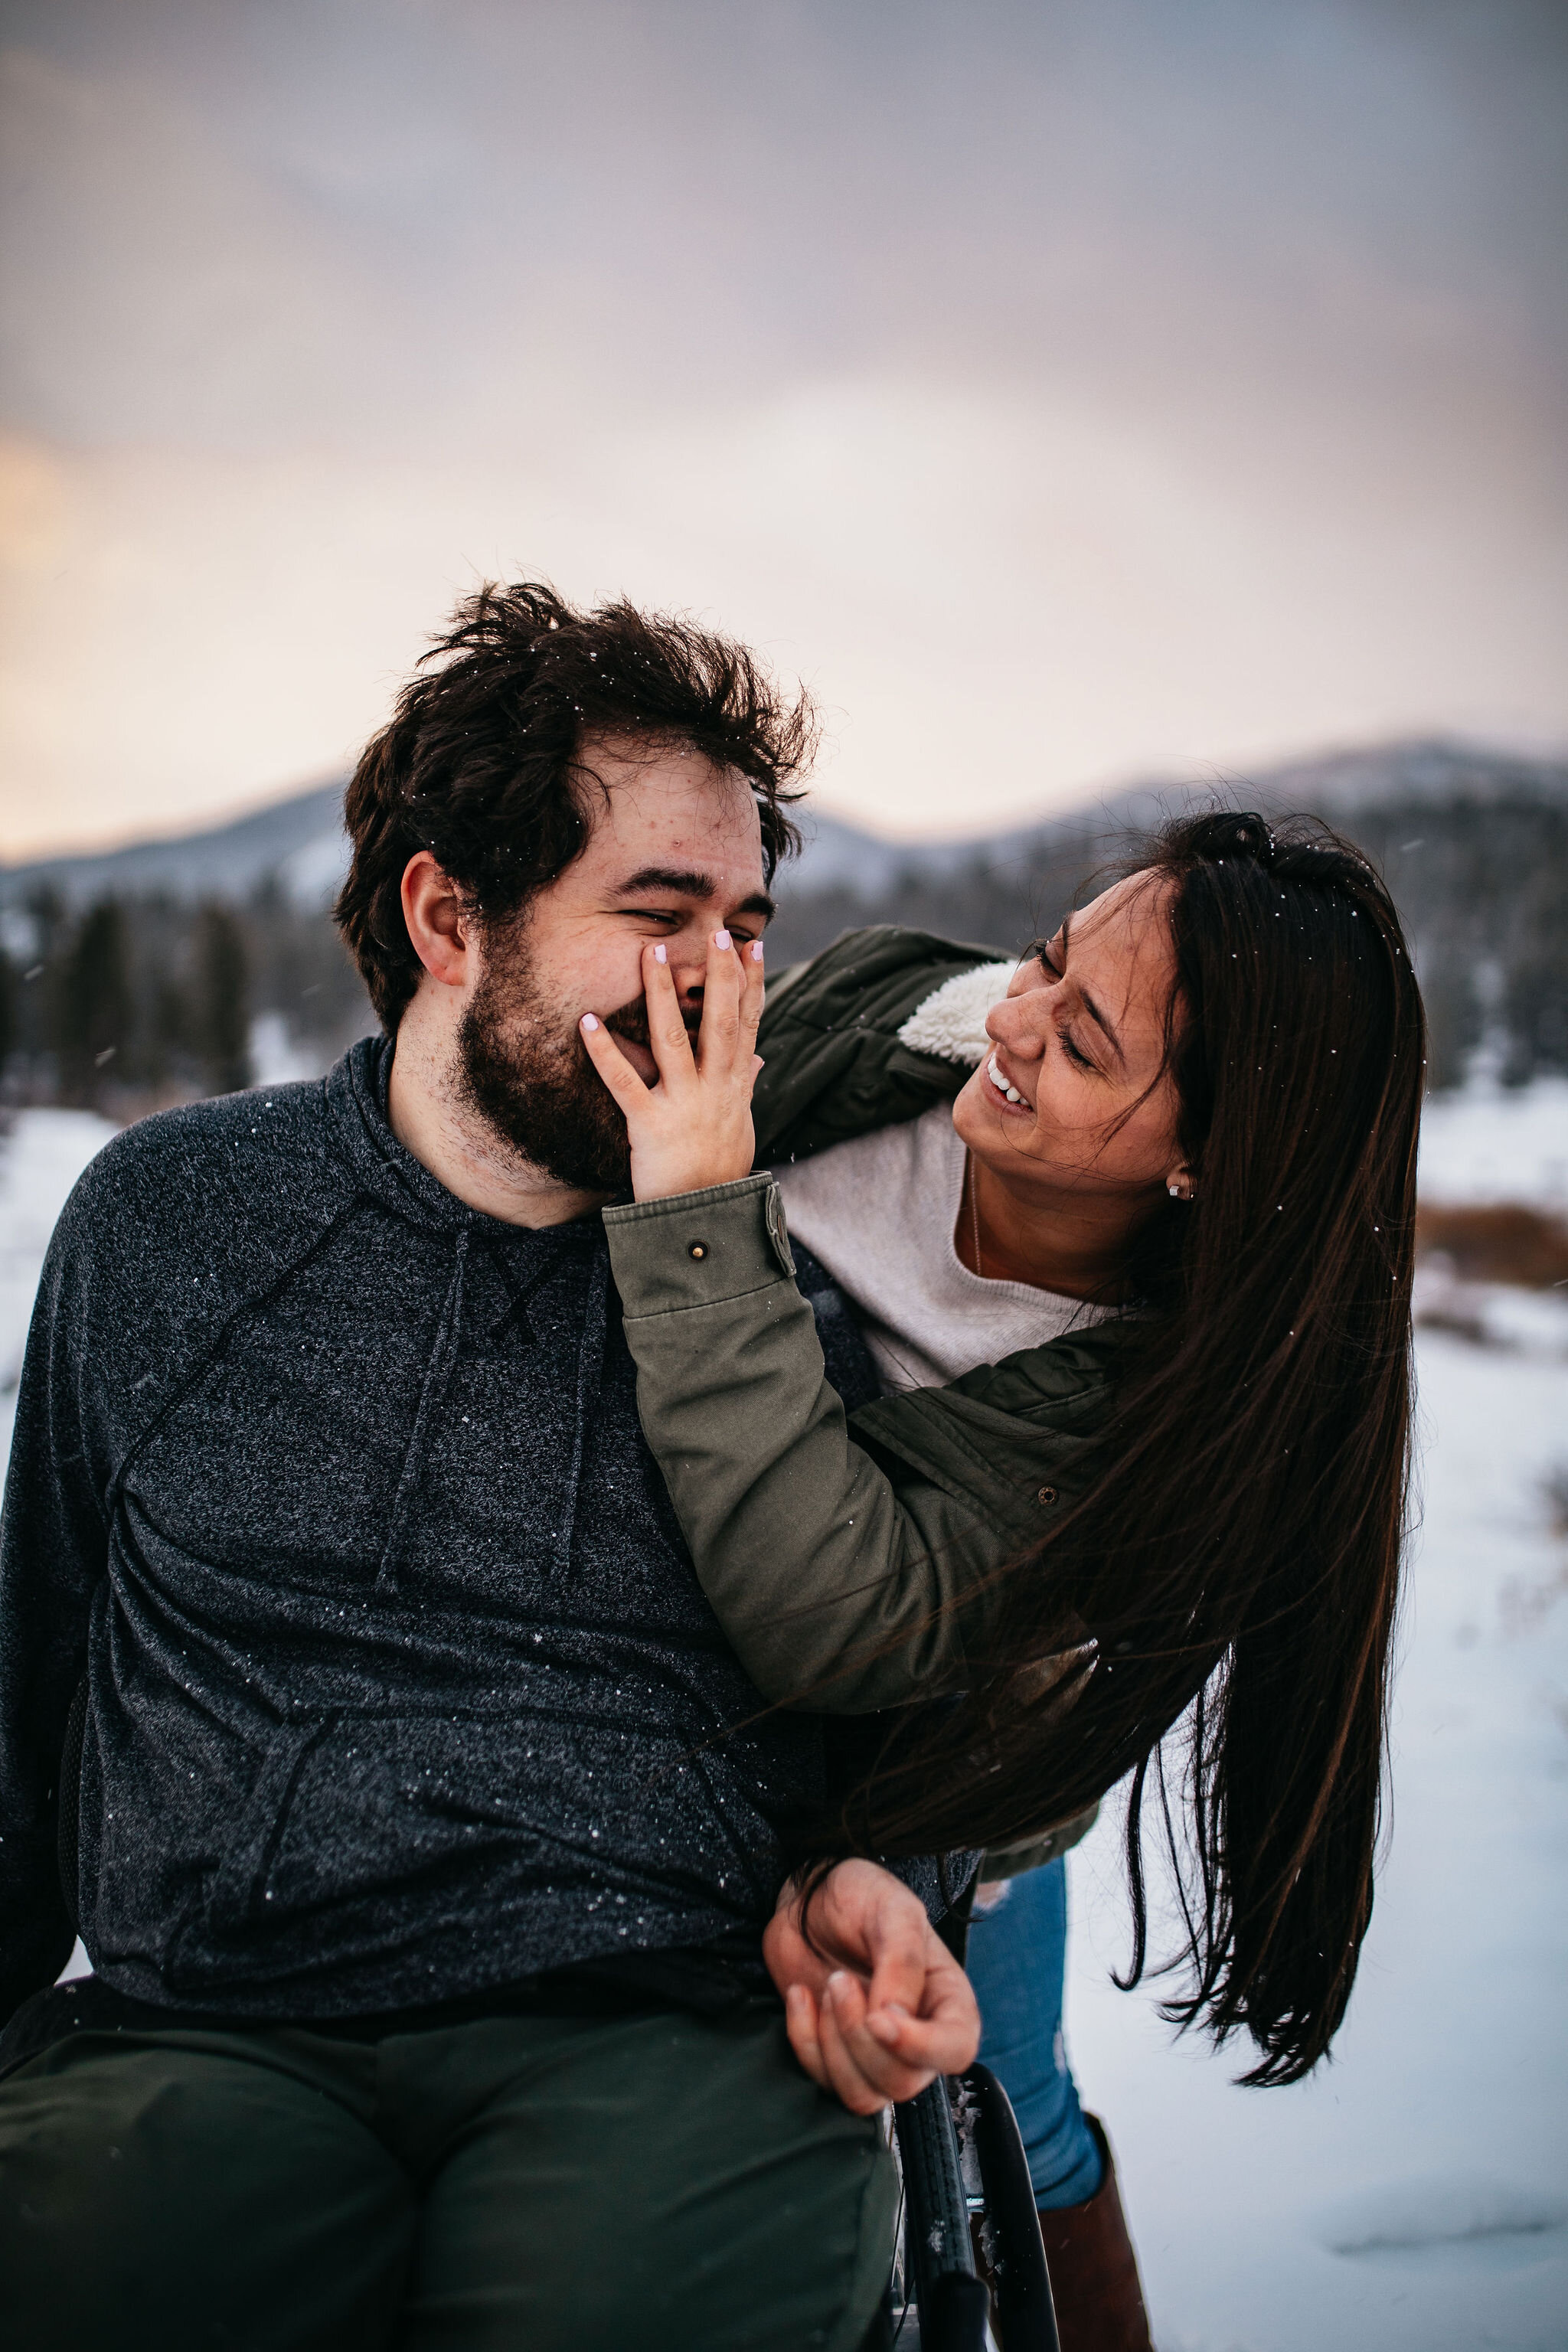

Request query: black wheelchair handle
[
  {"left": 891, "top": 2065, "right": 1062, "bottom": 2352},
  {"left": 958, "top": 2063, "right": 1060, "bottom": 2352},
  {"left": 892, "top": 2078, "right": 985, "bottom": 2350}
]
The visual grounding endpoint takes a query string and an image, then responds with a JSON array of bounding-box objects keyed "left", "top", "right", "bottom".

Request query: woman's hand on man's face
[
  {"left": 579, "top": 931, "right": 766, "bottom": 1200},
  {"left": 763, "top": 1859, "right": 982, "bottom": 2115}
]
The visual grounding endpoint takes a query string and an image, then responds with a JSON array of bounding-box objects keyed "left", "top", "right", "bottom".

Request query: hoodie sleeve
[{"left": 0, "top": 1209, "right": 111, "bottom": 2021}]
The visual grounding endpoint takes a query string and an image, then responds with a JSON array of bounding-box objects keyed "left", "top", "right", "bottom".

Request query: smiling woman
[
  {"left": 596, "top": 808, "right": 1427, "bottom": 2091},
  {"left": 955, "top": 877, "right": 1194, "bottom": 1296}
]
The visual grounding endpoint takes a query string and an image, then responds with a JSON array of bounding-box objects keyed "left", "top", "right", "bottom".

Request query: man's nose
[{"left": 668, "top": 942, "right": 710, "bottom": 1002}]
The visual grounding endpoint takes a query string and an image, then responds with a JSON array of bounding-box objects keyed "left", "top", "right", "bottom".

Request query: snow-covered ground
[
  {"left": 2, "top": 1094, "right": 1566, "bottom": 2349},
  {"left": 0, "top": 1109, "right": 119, "bottom": 1468},
  {"left": 1419, "top": 1074, "right": 1568, "bottom": 1212},
  {"left": 1067, "top": 1326, "right": 1568, "bottom": 2350},
  {"left": 1062, "top": 1086, "right": 1568, "bottom": 2350}
]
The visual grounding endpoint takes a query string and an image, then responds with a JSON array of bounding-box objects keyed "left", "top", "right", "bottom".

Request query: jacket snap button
[
  {"left": 688, "top": 1240, "right": 708, "bottom": 1260},
  {"left": 1037, "top": 1485, "right": 1058, "bottom": 1506}
]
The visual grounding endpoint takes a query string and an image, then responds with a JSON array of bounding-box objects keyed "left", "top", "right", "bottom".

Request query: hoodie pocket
[
  {"left": 205, "top": 1714, "right": 339, "bottom": 1934},
  {"left": 202, "top": 1706, "right": 564, "bottom": 1945}
]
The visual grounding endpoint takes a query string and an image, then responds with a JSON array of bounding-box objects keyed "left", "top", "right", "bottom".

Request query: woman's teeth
[{"left": 988, "top": 1054, "right": 1024, "bottom": 1106}]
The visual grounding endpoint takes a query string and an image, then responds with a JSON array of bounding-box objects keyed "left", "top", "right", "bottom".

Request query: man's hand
[
  {"left": 763, "top": 1859, "right": 981, "bottom": 2116},
  {"left": 580, "top": 931, "right": 765, "bottom": 1200}
]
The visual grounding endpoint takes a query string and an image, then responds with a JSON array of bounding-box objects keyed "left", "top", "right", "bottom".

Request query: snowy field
[
  {"left": 1067, "top": 1322, "right": 1568, "bottom": 2350},
  {"left": 2, "top": 1095, "right": 1566, "bottom": 2350},
  {"left": 0, "top": 1109, "right": 119, "bottom": 1468},
  {"left": 1418, "top": 1076, "right": 1568, "bottom": 1214}
]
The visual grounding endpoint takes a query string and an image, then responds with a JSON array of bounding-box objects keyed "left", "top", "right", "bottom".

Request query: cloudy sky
[{"left": 2, "top": 0, "right": 1564, "bottom": 858}]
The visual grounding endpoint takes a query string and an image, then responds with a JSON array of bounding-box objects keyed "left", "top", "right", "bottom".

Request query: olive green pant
[{"left": 0, "top": 2003, "right": 897, "bottom": 2351}]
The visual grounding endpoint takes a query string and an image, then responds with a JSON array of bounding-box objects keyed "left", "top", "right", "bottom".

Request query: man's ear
[{"left": 400, "top": 852, "right": 471, "bottom": 988}]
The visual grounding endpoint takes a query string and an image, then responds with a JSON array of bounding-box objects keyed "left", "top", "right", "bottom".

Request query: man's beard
[{"left": 456, "top": 929, "right": 684, "bottom": 1195}]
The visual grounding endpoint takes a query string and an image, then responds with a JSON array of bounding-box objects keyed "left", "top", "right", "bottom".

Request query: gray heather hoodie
[{"left": 0, "top": 1040, "right": 848, "bottom": 2024}]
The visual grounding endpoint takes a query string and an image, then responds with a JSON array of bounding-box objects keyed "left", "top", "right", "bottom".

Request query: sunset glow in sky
[{"left": 2, "top": 0, "right": 1565, "bottom": 858}]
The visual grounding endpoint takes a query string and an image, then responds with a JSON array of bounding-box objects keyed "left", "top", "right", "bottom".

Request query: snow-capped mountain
[{"left": 5, "top": 737, "right": 1563, "bottom": 916}]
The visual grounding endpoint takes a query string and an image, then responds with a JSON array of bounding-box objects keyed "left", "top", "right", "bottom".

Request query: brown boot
[{"left": 1036, "top": 2115, "right": 1152, "bottom": 2351}]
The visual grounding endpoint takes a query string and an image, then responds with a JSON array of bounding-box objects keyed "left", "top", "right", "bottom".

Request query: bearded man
[{"left": 0, "top": 584, "right": 977, "bottom": 2350}]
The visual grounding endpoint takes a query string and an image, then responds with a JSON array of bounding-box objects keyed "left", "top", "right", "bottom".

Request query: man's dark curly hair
[{"left": 335, "top": 580, "right": 814, "bottom": 1031}]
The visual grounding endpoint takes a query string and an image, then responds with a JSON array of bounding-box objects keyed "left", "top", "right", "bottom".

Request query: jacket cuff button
[
  {"left": 1037, "top": 1485, "right": 1058, "bottom": 1506},
  {"left": 688, "top": 1240, "right": 708, "bottom": 1260}
]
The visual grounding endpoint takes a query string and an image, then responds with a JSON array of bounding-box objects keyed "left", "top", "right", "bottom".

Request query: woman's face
[{"left": 952, "top": 870, "right": 1188, "bottom": 1208}]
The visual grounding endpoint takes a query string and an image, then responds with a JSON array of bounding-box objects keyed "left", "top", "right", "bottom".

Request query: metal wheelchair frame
[{"left": 873, "top": 2062, "right": 1061, "bottom": 2350}]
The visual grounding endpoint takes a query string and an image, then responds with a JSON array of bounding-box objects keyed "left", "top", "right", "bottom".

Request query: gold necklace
[{"left": 966, "top": 1151, "right": 986, "bottom": 1279}]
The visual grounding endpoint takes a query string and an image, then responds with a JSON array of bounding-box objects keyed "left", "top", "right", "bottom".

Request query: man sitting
[{"left": 0, "top": 583, "right": 977, "bottom": 2350}]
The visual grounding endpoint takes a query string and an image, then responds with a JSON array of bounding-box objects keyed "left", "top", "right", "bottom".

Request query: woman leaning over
[{"left": 581, "top": 809, "right": 1424, "bottom": 2301}]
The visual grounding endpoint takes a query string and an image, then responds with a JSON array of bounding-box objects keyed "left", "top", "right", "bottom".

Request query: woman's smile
[{"left": 985, "top": 1050, "right": 1032, "bottom": 1112}]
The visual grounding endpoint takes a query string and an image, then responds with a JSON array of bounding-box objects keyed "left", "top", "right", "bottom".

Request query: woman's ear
[
  {"left": 1165, "top": 1165, "right": 1197, "bottom": 1202},
  {"left": 400, "top": 851, "right": 471, "bottom": 988}
]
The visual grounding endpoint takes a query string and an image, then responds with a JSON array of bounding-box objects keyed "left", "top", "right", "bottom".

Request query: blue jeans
[{"left": 968, "top": 1858, "right": 1103, "bottom": 2210}]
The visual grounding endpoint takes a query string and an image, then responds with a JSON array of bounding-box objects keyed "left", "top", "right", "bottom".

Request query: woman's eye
[{"left": 1061, "top": 1031, "right": 1093, "bottom": 1070}]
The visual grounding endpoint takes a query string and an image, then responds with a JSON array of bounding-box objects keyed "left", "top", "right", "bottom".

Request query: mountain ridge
[
  {"left": 5, "top": 735, "right": 1562, "bottom": 1094},
  {"left": 5, "top": 735, "right": 1564, "bottom": 916}
]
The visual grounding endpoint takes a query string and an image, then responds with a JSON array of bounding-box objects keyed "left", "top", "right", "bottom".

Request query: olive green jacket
[{"left": 602, "top": 927, "right": 1127, "bottom": 1765}]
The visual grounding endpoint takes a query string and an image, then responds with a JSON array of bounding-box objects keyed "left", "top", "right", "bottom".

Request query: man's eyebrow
[
  {"left": 612, "top": 866, "right": 776, "bottom": 920},
  {"left": 1059, "top": 914, "right": 1125, "bottom": 1063},
  {"left": 614, "top": 865, "right": 715, "bottom": 897}
]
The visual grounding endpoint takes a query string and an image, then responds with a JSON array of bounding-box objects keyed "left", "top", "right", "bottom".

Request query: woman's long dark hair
[{"left": 815, "top": 808, "right": 1426, "bottom": 2086}]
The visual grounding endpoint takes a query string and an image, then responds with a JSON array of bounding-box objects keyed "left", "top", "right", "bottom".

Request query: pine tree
[
  {"left": 0, "top": 949, "right": 14, "bottom": 1083},
  {"left": 194, "top": 903, "right": 251, "bottom": 1096},
  {"left": 55, "top": 900, "right": 132, "bottom": 1107}
]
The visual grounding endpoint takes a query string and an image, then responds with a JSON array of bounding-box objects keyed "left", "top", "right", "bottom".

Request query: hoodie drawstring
[
  {"left": 553, "top": 1246, "right": 608, "bottom": 1577},
  {"left": 376, "top": 1229, "right": 469, "bottom": 1596}
]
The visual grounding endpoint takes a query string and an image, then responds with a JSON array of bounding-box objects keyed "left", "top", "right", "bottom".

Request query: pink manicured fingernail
[
  {"left": 714, "top": 929, "right": 731, "bottom": 951},
  {"left": 750, "top": 940, "right": 764, "bottom": 962},
  {"left": 652, "top": 942, "right": 667, "bottom": 964},
  {"left": 580, "top": 1014, "right": 599, "bottom": 1032}
]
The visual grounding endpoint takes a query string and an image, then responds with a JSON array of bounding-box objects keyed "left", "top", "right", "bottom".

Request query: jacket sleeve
[
  {"left": 603, "top": 1174, "right": 1106, "bottom": 1713},
  {"left": 0, "top": 1214, "right": 110, "bottom": 2021},
  {"left": 750, "top": 926, "right": 997, "bottom": 1168}
]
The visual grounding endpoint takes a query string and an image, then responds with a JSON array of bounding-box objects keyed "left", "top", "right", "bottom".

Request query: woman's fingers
[
  {"left": 821, "top": 1972, "right": 941, "bottom": 2109},
  {"left": 580, "top": 929, "right": 763, "bottom": 1200},
  {"left": 578, "top": 1014, "right": 652, "bottom": 1109},
  {"left": 864, "top": 1974, "right": 980, "bottom": 2079},
  {"left": 740, "top": 935, "right": 766, "bottom": 1043},
  {"left": 784, "top": 1983, "right": 828, "bottom": 2090},
  {"left": 857, "top": 1904, "right": 933, "bottom": 2024},
  {"left": 641, "top": 942, "right": 699, "bottom": 1089},
  {"left": 695, "top": 928, "right": 744, "bottom": 1075},
  {"left": 892, "top": 1943, "right": 982, "bottom": 2076},
  {"left": 769, "top": 1864, "right": 982, "bottom": 2115},
  {"left": 815, "top": 1975, "right": 894, "bottom": 2116}
]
